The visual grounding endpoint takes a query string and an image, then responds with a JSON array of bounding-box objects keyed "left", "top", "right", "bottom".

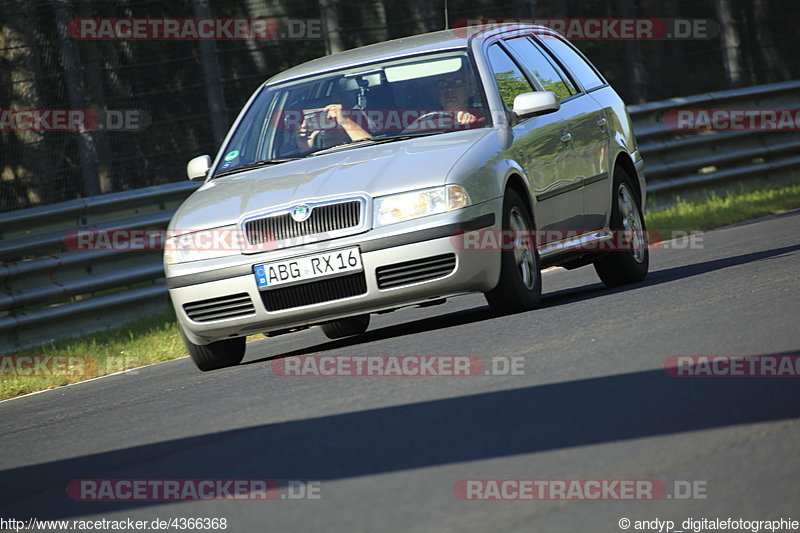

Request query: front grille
[
  {"left": 183, "top": 293, "right": 256, "bottom": 322},
  {"left": 376, "top": 254, "right": 457, "bottom": 289},
  {"left": 245, "top": 201, "right": 361, "bottom": 245},
  {"left": 260, "top": 272, "right": 367, "bottom": 312}
]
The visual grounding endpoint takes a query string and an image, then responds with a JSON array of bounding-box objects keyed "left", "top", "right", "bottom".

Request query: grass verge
[
  {"left": 645, "top": 182, "right": 800, "bottom": 235},
  {"left": 1, "top": 314, "right": 185, "bottom": 400},
  {"left": 3, "top": 182, "right": 800, "bottom": 400}
]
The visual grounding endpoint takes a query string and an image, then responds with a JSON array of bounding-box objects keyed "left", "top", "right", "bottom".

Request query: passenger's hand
[
  {"left": 324, "top": 104, "right": 352, "bottom": 127},
  {"left": 324, "top": 104, "right": 371, "bottom": 140},
  {"left": 296, "top": 119, "right": 321, "bottom": 151}
]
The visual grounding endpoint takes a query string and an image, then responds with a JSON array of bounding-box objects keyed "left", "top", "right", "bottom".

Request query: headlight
[
  {"left": 373, "top": 185, "right": 471, "bottom": 227},
  {"left": 164, "top": 226, "right": 242, "bottom": 264}
]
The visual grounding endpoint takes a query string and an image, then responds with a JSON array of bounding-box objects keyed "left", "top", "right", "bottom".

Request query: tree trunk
[
  {"left": 513, "top": 0, "right": 537, "bottom": 19},
  {"left": 751, "top": 0, "right": 789, "bottom": 83},
  {"left": 0, "top": 1, "right": 50, "bottom": 209},
  {"left": 192, "top": 0, "right": 227, "bottom": 147},
  {"left": 413, "top": 0, "right": 434, "bottom": 34},
  {"left": 716, "top": 0, "right": 743, "bottom": 87},
  {"left": 54, "top": 0, "right": 101, "bottom": 197},
  {"left": 319, "top": 0, "right": 343, "bottom": 54},
  {"left": 366, "top": 0, "right": 388, "bottom": 43},
  {"left": 239, "top": 0, "right": 271, "bottom": 74},
  {"left": 619, "top": 0, "right": 647, "bottom": 103},
  {"left": 76, "top": 2, "right": 113, "bottom": 194}
]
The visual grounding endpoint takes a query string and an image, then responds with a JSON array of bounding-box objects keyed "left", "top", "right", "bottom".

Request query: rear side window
[
  {"left": 487, "top": 44, "right": 535, "bottom": 109},
  {"left": 538, "top": 35, "right": 605, "bottom": 91},
  {"left": 503, "top": 37, "right": 577, "bottom": 100}
]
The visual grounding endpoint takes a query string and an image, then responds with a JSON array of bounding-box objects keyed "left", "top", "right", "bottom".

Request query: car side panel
[
  {"left": 472, "top": 37, "right": 584, "bottom": 234},
  {"left": 559, "top": 93, "right": 610, "bottom": 230},
  {"left": 585, "top": 85, "right": 642, "bottom": 228}
]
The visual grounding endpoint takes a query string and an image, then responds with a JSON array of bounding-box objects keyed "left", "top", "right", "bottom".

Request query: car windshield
[{"left": 213, "top": 51, "right": 489, "bottom": 177}]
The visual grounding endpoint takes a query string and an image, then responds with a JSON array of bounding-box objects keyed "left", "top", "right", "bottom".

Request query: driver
[{"left": 436, "top": 70, "right": 481, "bottom": 126}]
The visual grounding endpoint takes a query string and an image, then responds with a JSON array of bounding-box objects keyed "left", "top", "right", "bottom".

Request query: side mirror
[
  {"left": 187, "top": 155, "right": 211, "bottom": 181},
  {"left": 512, "top": 91, "right": 560, "bottom": 120}
]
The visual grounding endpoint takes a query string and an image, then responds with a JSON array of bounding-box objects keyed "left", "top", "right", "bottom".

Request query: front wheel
[
  {"left": 484, "top": 189, "right": 542, "bottom": 313},
  {"left": 593, "top": 167, "right": 649, "bottom": 287},
  {"left": 180, "top": 328, "right": 246, "bottom": 371}
]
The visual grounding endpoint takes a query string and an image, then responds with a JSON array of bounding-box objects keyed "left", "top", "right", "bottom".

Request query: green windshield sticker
[{"left": 224, "top": 150, "right": 240, "bottom": 162}]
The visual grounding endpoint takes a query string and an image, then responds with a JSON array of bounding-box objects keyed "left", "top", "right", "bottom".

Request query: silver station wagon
[{"left": 165, "top": 23, "right": 648, "bottom": 371}]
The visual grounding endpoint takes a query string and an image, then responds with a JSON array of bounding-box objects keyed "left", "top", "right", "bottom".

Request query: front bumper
[{"left": 167, "top": 203, "right": 501, "bottom": 345}]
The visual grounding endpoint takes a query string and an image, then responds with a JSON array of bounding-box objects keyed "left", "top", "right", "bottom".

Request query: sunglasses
[{"left": 437, "top": 79, "right": 467, "bottom": 89}]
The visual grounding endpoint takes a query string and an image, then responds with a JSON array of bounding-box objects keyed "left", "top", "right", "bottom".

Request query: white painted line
[
  {"left": 0, "top": 355, "right": 189, "bottom": 404},
  {"left": 0, "top": 332, "right": 275, "bottom": 404}
]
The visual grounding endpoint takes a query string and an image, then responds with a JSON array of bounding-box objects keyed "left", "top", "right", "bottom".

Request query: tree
[
  {"left": 716, "top": 0, "right": 743, "bottom": 86},
  {"left": 319, "top": 0, "right": 343, "bottom": 54}
]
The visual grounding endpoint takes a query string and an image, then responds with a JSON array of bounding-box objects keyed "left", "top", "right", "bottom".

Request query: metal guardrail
[
  {"left": 628, "top": 79, "right": 800, "bottom": 200},
  {"left": 1, "top": 81, "right": 799, "bottom": 352},
  {"left": 0, "top": 181, "right": 200, "bottom": 352}
]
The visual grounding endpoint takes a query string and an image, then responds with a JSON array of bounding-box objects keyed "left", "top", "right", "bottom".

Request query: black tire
[
  {"left": 484, "top": 188, "right": 542, "bottom": 313},
  {"left": 180, "top": 328, "right": 246, "bottom": 371},
  {"left": 593, "top": 167, "right": 649, "bottom": 287},
  {"left": 320, "top": 314, "right": 370, "bottom": 340}
]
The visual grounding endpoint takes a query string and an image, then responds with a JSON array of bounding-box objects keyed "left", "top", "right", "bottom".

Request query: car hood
[{"left": 171, "top": 129, "right": 491, "bottom": 231}]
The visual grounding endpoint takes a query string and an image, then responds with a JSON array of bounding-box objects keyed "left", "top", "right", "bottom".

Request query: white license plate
[{"left": 254, "top": 247, "right": 362, "bottom": 289}]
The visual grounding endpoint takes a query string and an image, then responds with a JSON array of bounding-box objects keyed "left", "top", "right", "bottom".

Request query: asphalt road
[{"left": 2, "top": 212, "right": 799, "bottom": 533}]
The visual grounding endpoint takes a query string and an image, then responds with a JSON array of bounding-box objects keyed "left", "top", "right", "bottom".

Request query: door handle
[
  {"left": 560, "top": 132, "right": 572, "bottom": 144},
  {"left": 596, "top": 117, "right": 607, "bottom": 127}
]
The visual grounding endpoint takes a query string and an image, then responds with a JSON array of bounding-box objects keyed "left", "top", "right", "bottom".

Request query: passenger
[{"left": 295, "top": 104, "right": 371, "bottom": 153}]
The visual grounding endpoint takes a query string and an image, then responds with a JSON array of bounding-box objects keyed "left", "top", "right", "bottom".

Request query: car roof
[{"left": 266, "top": 23, "right": 557, "bottom": 86}]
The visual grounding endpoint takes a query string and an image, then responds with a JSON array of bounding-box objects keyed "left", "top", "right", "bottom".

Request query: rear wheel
[
  {"left": 593, "top": 167, "right": 649, "bottom": 286},
  {"left": 485, "top": 189, "right": 541, "bottom": 313},
  {"left": 180, "top": 328, "right": 246, "bottom": 371},
  {"left": 320, "top": 314, "right": 370, "bottom": 340}
]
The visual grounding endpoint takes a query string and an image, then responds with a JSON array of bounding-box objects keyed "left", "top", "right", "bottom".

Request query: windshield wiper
[
  {"left": 308, "top": 131, "right": 448, "bottom": 157},
  {"left": 214, "top": 158, "right": 299, "bottom": 178}
]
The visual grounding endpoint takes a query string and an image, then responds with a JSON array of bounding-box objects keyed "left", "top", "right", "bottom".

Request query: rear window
[
  {"left": 538, "top": 35, "right": 605, "bottom": 91},
  {"left": 487, "top": 44, "right": 535, "bottom": 110},
  {"left": 504, "top": 37, "right": 577, "bottom": 100}
]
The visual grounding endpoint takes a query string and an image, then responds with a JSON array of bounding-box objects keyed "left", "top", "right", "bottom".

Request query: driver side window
[{"left": 487, "top": 43, "right": 535, "bottom": 110}]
